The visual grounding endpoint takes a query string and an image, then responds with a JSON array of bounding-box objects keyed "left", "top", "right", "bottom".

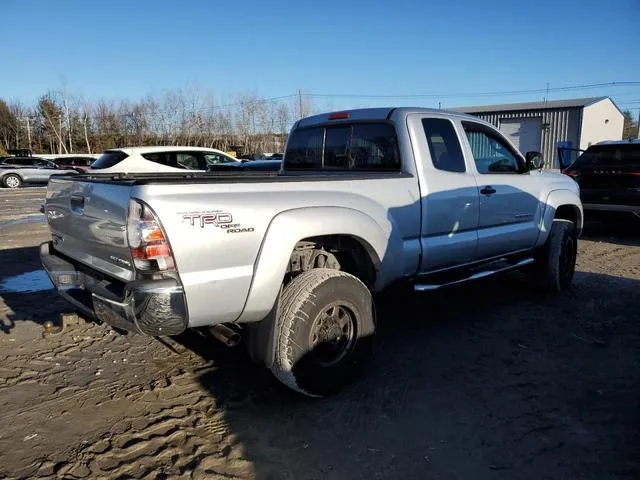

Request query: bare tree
[{"left": 38, "top": 93, "right": 67, "bottom": 154}]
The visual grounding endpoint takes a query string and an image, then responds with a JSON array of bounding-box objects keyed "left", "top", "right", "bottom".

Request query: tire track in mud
[
  {"left": 29, "top": 371, "right": 253, "bottom": 480},
  {"left": 1, "top": 319, "right": 254, "bottom": 480}
]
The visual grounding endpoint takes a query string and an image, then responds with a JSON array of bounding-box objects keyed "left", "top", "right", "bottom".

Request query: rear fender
[
  {"left": 236, "top": 206, "right": 403, "bottom": 323},
  {"left": 535, "top": 189, "right": 583, "bottom": 247}
]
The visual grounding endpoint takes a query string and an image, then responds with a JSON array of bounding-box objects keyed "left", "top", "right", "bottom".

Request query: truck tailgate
[{"left": 45, "top": 177, "right": 135, "bottom": 282}]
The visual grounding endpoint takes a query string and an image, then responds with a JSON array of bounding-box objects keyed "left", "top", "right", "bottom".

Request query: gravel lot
[{"left": 0, "top": 186, "right": 639, "bottom": 480}]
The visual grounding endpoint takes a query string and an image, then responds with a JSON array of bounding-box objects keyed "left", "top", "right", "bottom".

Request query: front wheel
[
  {"left": 531, "top": 219, "right": 578, "bottom": 293},
  {"left": 3, "top": 174, "right": 22, "bottom": 189},
  {"left": 270, "top": 268, "right": 376, "bottom": 397}
]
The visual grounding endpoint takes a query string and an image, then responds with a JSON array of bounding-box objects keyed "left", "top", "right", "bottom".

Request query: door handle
[{"left": 480, "top": 186, "right": 496, "bottom": 195}]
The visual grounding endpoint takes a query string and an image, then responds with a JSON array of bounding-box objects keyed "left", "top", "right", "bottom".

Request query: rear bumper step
[{"left": 40, "top": 242, "right": 188, "bottom": 336}]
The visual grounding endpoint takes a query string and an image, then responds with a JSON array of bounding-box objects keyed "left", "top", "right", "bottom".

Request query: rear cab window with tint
[
  {"left": 91, "top": 151, "right": 129, "bottom": 169},
  {"left": 284, "top": 127, "right": 324, "bottom": 169},
  {"left": 284, "top": 122, "right": 401, "bottom": 171},
  {"left": 421, "top": 118, "right": 466, "bottom": 173}
]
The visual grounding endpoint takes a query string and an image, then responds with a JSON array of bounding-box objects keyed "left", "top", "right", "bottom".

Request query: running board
[{"left": 414, "top": 257, "right": 534, "bottom": 292}]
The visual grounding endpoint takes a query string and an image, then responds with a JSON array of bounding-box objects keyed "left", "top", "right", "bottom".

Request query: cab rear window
[
  {"left": 91, "top": 151, "right": 129, "bottom": 169},
  {"left": 284, "top": 122, "right": 401, "bottom": 171}
]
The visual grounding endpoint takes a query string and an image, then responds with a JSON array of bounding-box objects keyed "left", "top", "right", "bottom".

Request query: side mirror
[{"left": 525, "top": 151, "right": 544, "bottom": 171}]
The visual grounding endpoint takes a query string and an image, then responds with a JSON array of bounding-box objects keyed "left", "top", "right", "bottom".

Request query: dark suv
[{"left": 562, "top": 140, "right": 640, "bottom": 221}]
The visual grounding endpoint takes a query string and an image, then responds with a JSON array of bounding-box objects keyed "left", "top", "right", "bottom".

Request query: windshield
[{"left": 572, "top": 144, "right": 640, "bottom": 168}]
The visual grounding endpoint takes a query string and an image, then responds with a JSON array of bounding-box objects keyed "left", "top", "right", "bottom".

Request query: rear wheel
[
  {"left": 270, "top": 268, "right": 376, "bottom": 397},
  {"left": 3, "top": 174, "right": 22, "bottom": 189},
  {"left": 531, "top": 219, "right": 577, "bottom": 293}
]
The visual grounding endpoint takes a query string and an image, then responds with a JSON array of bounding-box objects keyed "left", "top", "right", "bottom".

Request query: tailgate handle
[{"left": 70, "top": 194, "right": 85, "bottom": 214}]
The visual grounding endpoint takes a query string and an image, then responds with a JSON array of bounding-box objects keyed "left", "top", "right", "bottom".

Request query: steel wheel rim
[
  {"left": 5, "top": 176, "right": 19, "bottom": 188},
  {"left": 309, "top": 302, "right": 357, "bottom": 367}
]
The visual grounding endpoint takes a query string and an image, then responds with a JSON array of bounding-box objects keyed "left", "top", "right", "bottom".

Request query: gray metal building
[{"left": 453, "top": 96, "right": 624, "bottom": 168}]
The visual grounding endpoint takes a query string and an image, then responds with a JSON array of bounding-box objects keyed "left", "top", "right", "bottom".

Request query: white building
[{"left": 453, "top": 96, "right": 624, "bottom": 168}]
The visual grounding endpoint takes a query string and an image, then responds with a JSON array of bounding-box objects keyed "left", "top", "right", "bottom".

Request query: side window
[
  {"left": 204, "top": 153, "right": 233, "bottom": 165},
  {"left": 33, "top": 159, "right": 51, "bottom": 167},
  {"left": 462, "top": 122, "right": 522, "bottom": 174},
  {"left": 142, "top": 152, "right": 172, "bottom": 167},
  {"left": 3, "top": 158, "right": 14, "bottom": 164},
  {"left": 284, "top": 127, "right": 324, "bottom": 169},
  {"left": 175, "top": 153, "right": 200, "bottom": 169},
  {"left": 421, "top": 118, "right": 466, "bottom": 173}
]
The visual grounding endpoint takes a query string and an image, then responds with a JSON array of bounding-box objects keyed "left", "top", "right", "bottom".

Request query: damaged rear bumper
[{"left": 40, "top": 241, "right": 188, "bottom": 336}]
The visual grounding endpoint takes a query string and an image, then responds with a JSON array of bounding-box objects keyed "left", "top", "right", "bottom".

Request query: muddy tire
[
  {"left": 270, "top": 268, "right": 376, "bottom": 397},
  {"left": 2, "top": 174, "right": 22, "bottom": 189},
  {"left": 532, "top": 219, "right": 577, "bottom": 293}
]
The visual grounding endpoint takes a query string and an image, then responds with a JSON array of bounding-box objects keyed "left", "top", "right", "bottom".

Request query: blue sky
[{"left": 1, "top": 0, "right": 639, "bottom": 112}]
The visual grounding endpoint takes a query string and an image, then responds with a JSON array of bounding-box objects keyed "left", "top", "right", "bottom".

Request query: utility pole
[
  {"left": 19, "top": 116, "right": 32, "bottom": 151},
  {"left": 25, "top": 117, "right": 31, "bottom": 151},
  {"left": 298, "top": 89, "right": 303, "bottom": 118},
  {"left": 543, "top": 82, "right": 549, "bottom": 106}
]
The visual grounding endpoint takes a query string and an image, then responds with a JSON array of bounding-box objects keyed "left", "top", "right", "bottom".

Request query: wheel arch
[
  {"left": 237, "top": 206, "right": 402, "bottom": 325},
  {"left": 536, "top": 189, "right": 583, "bottom": 247}
]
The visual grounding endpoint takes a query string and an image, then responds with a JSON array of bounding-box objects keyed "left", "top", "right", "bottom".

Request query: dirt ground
[{"left": 0, "top": 186, "right": 639, "bottom": 480}]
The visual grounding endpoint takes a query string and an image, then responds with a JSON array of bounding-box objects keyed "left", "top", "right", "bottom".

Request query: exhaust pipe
[{"left": 210, "top": 324, "right": 241, "bottom": 347}]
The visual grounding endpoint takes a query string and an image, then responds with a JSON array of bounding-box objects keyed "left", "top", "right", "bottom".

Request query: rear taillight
[
  {"left": 563, "top": 169, "right": 578, "bottom": 178},
  {"left": 127, "top": 199, "right": 176, "bottom": 272}
]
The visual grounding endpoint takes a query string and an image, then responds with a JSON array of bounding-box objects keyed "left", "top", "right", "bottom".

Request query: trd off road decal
[{"left": 179, "top": 210, "right": 254, "bottom": 234}]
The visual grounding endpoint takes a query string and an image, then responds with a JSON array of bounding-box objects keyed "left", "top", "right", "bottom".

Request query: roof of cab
[{"left": 294, "top": 106, "right": 482, "bottom": 129}]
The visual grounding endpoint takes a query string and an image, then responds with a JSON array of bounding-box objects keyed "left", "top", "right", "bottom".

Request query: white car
[{"left": 90, "top": 146, "right": 241, "bottom": 173}]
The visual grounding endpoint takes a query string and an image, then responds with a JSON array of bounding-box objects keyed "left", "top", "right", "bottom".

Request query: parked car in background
[
  {"left": 562, "top": 139, "right": 640, "bottom": 221},
  {"left": 207, "top": 159, "right": 282, "bottom": 172},
  {"left": 0, "top": 156, "right": 79, "bottom": 188},
  {"left": 239, "top": 152, "right": 284, "bottom": 162},
  {"left": 90, "top": 146, "right": 241, "bottom": 173}
]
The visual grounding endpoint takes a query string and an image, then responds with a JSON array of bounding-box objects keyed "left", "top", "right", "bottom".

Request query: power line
[{"left": 306, "top": 81, "right": 640, "bottom": 100}]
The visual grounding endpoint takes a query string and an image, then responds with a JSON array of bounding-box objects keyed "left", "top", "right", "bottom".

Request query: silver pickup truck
[{"left": 40, "top": 107, "right": 582, "bottom": 397}]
